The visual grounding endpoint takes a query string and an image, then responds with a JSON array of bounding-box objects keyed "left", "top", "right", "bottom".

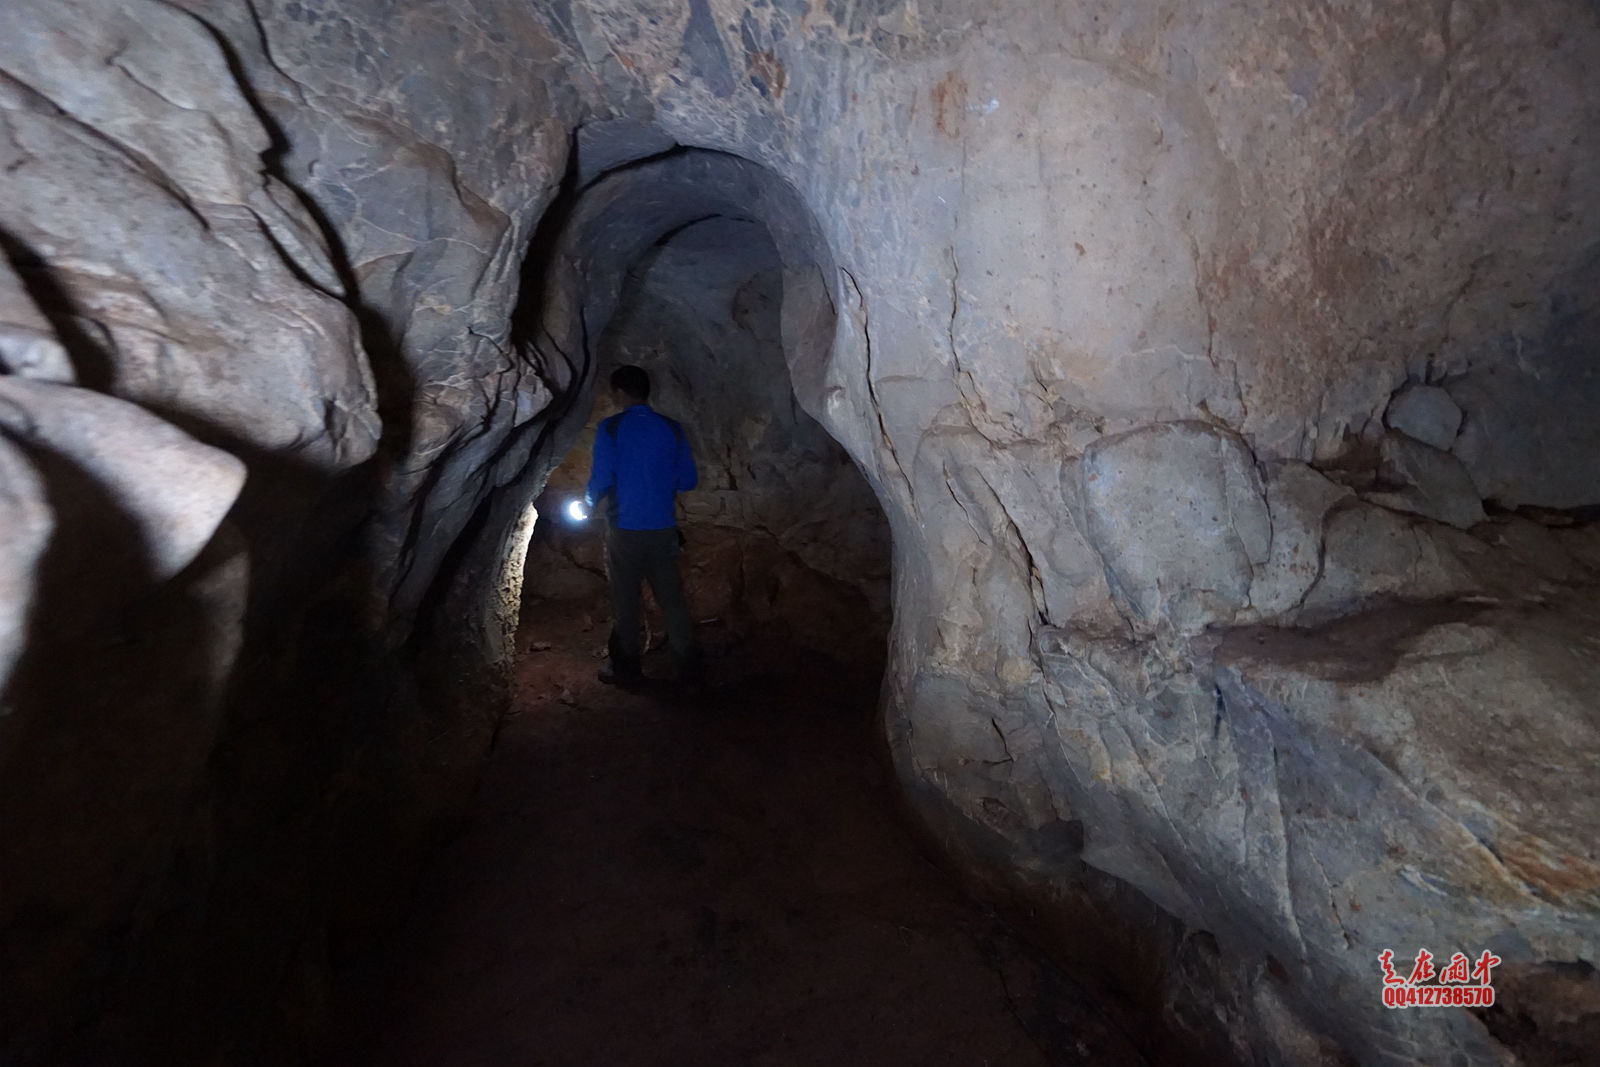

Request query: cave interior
[{"left": 2, "top": 1, "right": 1599, "bottom": 1064}]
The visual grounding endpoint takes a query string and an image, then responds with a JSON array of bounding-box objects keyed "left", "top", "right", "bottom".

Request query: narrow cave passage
[
  {"left": 335, "top": 619, "right": 1147, "bottom": 1066},
  {"left": 6, "top": 5, "right": 1599, "bottom": 1064},
  {"left": 327, "top": 177, "right": 1151, "bottom": 1065},
  {"left": 527, "top": 212, "right": 892, "bottom": 668}
]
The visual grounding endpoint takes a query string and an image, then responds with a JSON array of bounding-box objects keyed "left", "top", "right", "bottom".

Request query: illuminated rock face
[{"left": 2, "top": 0, "right": 1597, "bottom": 1062}]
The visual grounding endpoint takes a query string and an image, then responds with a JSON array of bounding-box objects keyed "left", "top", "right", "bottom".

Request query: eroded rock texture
[
  {"left": 526, "top": 209, "right": 890, "bottom": 657},
  {"left": 0, "top": 0, "right": 575, "bottom": 1059},
  {"left": 2, "top": 0, "right": 1597, "bottom": 1063}
]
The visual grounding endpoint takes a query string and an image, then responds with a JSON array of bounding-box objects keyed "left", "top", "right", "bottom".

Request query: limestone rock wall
[
  {"left": 0, "top": 0, "right": 582, "bottom": 1059},
  {"left": 505, "top": 0, "right": 1600, "bottom": 1060},
  {"left": 2, "top": 0, "right": 1597, "bottom": 1063},
  {"left": 526, "top": 213, "right": 890, "bottom": 658}
]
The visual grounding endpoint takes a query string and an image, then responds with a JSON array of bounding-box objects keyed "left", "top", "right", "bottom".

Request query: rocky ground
[{"left": 326, "top": 597, "right": 1151, "bottom": 1066}]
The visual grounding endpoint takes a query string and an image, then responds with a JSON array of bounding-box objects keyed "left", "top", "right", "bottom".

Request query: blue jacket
[{"left": 584, "top": 404, "right": 698, "bottom": 530}]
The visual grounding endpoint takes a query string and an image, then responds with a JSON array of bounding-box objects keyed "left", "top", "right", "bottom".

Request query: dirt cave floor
[{"left": 331, "top": 598, "right": 1151, "bottom": 1066}]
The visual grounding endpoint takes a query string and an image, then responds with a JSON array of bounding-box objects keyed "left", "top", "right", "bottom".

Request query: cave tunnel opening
[
  {"left": 8, "top": 4, "right": 1600, "bottom": 1063},
  {"left": 523, "top": 210, "right": 892, "bottom": 684},
  {"left": 505, "top": 138, "right": 897, "bottom": 690},
  {"left": 327, "top": 145, "right": 1153, "bottom": 1065}
]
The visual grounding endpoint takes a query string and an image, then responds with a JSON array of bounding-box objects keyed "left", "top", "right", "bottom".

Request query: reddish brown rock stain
[{"left": 932, "top": 71, "right": 967, "bottom": 138}]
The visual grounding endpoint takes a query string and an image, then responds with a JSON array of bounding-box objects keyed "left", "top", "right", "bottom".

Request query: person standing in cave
[{"left": 584, "top": 364, "right": 702, "bottom": 688}]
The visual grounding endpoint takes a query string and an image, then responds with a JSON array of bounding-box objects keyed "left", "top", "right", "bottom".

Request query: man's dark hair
[{"left": 609, "top": 365, "right": 650, "bottom": 402}]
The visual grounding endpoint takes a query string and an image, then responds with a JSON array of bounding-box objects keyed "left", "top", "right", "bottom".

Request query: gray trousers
[{"left": 605, "top": 526, "right": 697, "bottom": 675}]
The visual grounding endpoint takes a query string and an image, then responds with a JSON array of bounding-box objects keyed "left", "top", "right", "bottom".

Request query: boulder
[
  {"left": 1295, "top": 501, "right": 1481, "bottom": 623},
  {"left": 1214, "top": 594, "right": 1600, "bottom": 1065},
  {"left": 1367, "top": 430, "right": 1487, "bottom": 531},
  {"left": 1384, "top": 384, "right": 1462, "bottom": 451},
  {"left": 1075, "top": 421, "right": 1270, "bottom": 635},
  {"left": 1247, "top": 461, "right": 1352, "bottom": 619}
]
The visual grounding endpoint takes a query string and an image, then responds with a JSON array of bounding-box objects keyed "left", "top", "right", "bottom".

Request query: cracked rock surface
[{"left": 2, "top": 0, "right": 1597, "bottom": 1063}]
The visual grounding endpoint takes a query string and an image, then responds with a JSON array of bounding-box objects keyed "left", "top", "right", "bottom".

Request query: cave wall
[
  {"left": 526, "top": 214, "right": 890, "bottom": 657},
  {"left": 0, "top": 0, "right": 582, "bottom": 1059},
  {"left": 536, "top": 4, "right": 1600, "bottom": 1061},
  {"left": 2, "top": 0, "right": 1597, "bottom": 1063}
]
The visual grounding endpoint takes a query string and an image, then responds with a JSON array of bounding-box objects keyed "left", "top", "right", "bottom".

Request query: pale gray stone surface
[
  {"left": 1247, "top": 461, "right": 1352, "bottom": 619},
  {"left": 1369, "top": 429, "right": 1488, "bottom": 531},
  {"left": 1384, "top": 383, "right": 1462, "bottom": 451},
  {"left": 1472, "top": 515, "right": 1578, "bottom": 582},
  {"left": 1075, "top": 421, "right": 1270, "bottom": 636},
  {"left": 3, "top": 0, "right": 1598, "bottom": 1062},
  {"left": 1214, "top": 595, "right": 1600, "bottom": 1065},
  {"left": 0, "top": 378, "right": 246, "bottom": 580},
  {"left": 1296, "top": 502, "right": 1483, "bottom": 623},
  {"left": 0, "top": 0, "right": 381, "bottom": 470}
]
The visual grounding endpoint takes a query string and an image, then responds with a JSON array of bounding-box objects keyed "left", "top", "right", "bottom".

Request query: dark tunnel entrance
[
  {"left": 523, "top": 211, "right": 891, "bottom": 676},
  {"left": 334, "top": 141, "right": 1156, "bottom": 1067},
  {"left": 334, "top": 145, "right": 1154, "bottom": 1066},
  {"left": 505, "top": 137, "right": 895, "bottom": 687}
]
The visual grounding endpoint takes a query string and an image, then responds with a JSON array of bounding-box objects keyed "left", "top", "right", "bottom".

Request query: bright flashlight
[{"left": 566, "top": 499, "right": 589, "bottom": 522}]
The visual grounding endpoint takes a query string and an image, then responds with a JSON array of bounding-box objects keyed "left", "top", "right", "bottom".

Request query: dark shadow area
[
  {"left": 0, "top": 433, "right": 230, "bottom": 1063},
  {"left": 322, "top": 146, "right": 1064, "bottom": 1063},
  {"left": 524, "top": 211, "right": 889, "bottom": 670},
  {"left": 0, "top": 13, "right": 452, "bottom": 1061},
  {"left": 0, "top": 226, "right": 116, "bottom": 391},
  {"left": 328, "top": 596, "right": 1150, "bottom": 1066}
]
